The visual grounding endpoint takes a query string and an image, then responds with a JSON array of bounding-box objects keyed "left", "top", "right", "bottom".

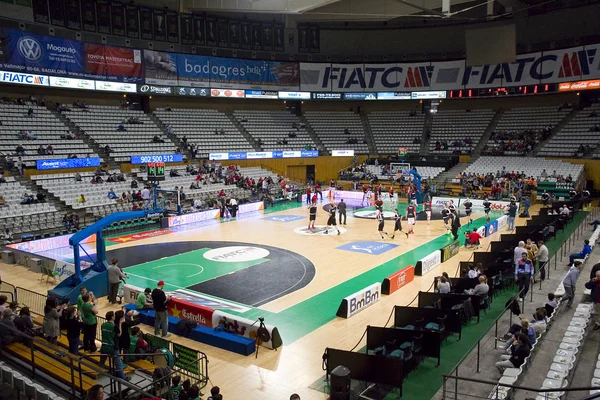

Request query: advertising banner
[
  {"left": 81, "top": 1, "right": 97, "bottom": 32},
  {"left": 193, "top": 15, "right": 206, "bottom": 46},
  {"left": 308, "top": 26, "right": 320, "bottom": 53},
  {"left": 49, "top": 0, "right": 66, "bottom": 26},
  {"left": 36, "top": 157, "right": 101, "bottom": 170},
  {"left": 137, "top": 84, "right": 174, "bottom": 95},
  {"left": 212, "top": 311, "right": 283, "bottom": 349},
  {"left": 168, "top": 209, "right": 220, "bottom": 227},
  {"left": 32, "top": 0, "right": 50, "bottom": 24},
  {"left": 263, "top": 23, "right": 273, "bottom": 52},
  {"left": 96, "top": 0, "right": 111, "bottom": 34},
  {"left": 153, "top": 9, "right": 167, "bottom": 41},
  {"left": 274, "top": 25, "right": 284, "bottom": 52},
  {"left": 123, "top": 284, "right": 144, "bottom": 305},
  {"left": 0, "top": 71, "right": 49, "bottom": 86},
  {"left": 167, "top": 11, "right": 179, "bottom": 43},
  {"left": 8, "top": 233, "right": 96, "bottom": 254},
  {"left": 110, "top": 2, "right": 126, "bottom": 37},
  {"left": 441, "top": 240, "right": 460, "bottom": 263},
  {"left": 125, "top": 5, "right": 140, "bottom": 39},
  {"left": 497, "top": 215, "right": 508, "bottom": 230},
  {"left": 240, "top": 21, "right": 251, "bottom": 50},
  {"left": 53, "top": 259, "right": 92, "bottom": 280},
  {"left": 65, "top": 0, "right": 82, "bottom": 31},
  {"left": 229, "top": 20, "right": 240, "bottom": 48},
  {"left": 206, "top": 17, "right": 217, "bottom": 47},
  {"left": 144, "top": 50, "right": 178, "bottom": 86},
  {"left": 382, "top": 265, "right": 415, "bottom": 295},
  {"left": 485, "top": 220, "right": 499, "bottom": 237},
  {"left": 298, "top": 26, "right": 309, "bottom": 53},
  {"left": 252, "top": 22, "right": 262, "bottom": 50},
  {"left": 415, "top": 250, "right": 441, "bottom": 276},
  {"left": 559, "top": 79, "right": 600, "bottom": 91},
  {"left": 218, "top": 19, "right": 229, "bottom": 48},
  {"left": 85, "top": 44, "right": 143, "bottom": 83},
  {"left": 168, "top": 297, "right": 214, "bottom": 328},
  {"left": 431, "top": 196, "right": 514, "bottom": 211},
  {"left": 95, "top": 80, "right": 137, "bottom": 92},
  {"left": 139, "top": 7, "right": 153, "bottom": 40},
  {"left": 336, "top": 282, "right": 381, "bottom": 318}
]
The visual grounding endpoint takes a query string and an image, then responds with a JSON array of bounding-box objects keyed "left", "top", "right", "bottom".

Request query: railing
[
  {"left": 442, "top": 206, "right": 598, "bottom": 399},
  {"left": 16, "top": 286, "right": 48, "bottom": 316}
]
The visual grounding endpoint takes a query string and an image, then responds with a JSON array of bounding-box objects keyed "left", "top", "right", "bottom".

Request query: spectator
[
  {"left": 507, "top": 201, "right": 517, "bottom": 231},
  {"left": 290, "top": 395, "right": 301, "bottom": 400},
  {"left": 495, "top": 332, "right": 530, "bottom": 373},
  {"left": 80, "top": 293, "right": 98, "bottom": 352},
  {"left": 513, "top": 241, "right": 525, "bottom": 268},
  {"left": 152, "top": 135, "right": 165, "bottom": 143},
  {"left": 0, "top": 309, "right": 19, "bottom": 346},
  {"left": 107, "top": 188, "right": 117, "bottom": 199},
  {"left": 545, "top": 293, "right": 557, "bottom": 315},
  {"left": 207, "top": 386, "right": 223, "bottom": 400},
  {"left": 467, "top": 264, "right": 478, "bottom": 278},
  {"left": 104, "top": 144, "right": 112, "bottom": 155},
  {"left": 530, "top": 310, "right": 547, "bottom": 335},
  {"left": 515, "top": 251, "right": 534, "bottom": 299},
  {"left": 1, "top": 228, "right": 13, "bottom": 244},
  {"left": 62, "top": 306, "right": 81, "bottom": 354},
  {"left": 467, "top": 275, "right": 489, "bottom": 297},
  {"left": 74, "top": 172, "right": 82, "bottom": 182},
  {"left": 107, "top": 258, "right": 127, "bottom": 304},
  {"left": 438, "top": 275, "right": 450, "bottom": 293},
  {"left": 46, "top": 144, "right": 54, "bottom": 155},
  {"left": 562, "top": 261, "right": 583, "bottom": 308},
  {"left": 136, "top": 288, "right": 154, "bottom": 310},
  {"left": 585, "top": 270, "right": 600, "bottom": 330},
  {"left": 99, "top": 311, "right": 128, "bottom": 380},
  {"left": 42, "top": 297, "right": 64, "bottom": 346},
  {"left": 151, "top": 281, "right": 171, "bottom": 338},
  {"left": 568, "top": 240, "right": 591, "bottom": 265},
  {"left": 13, "top": 307, "right": 34, "bottom": 336},
  {"left": 537, "top": 240, "right": 549, "bottom": 281},
  {"left": 117, "top": 124, "right": 127, "bottom": 132},
  {"left": 77, "top": 194, "right": 86, "bottom": 204},
  {"left": 37, "top": 145, "right": 45, "bottom": 155},
  {"left": 169, "top": 376, "right": 183, "bottom": 400},
  {"left": 499, "top": 318, "right": 535, "bottom": 348}
]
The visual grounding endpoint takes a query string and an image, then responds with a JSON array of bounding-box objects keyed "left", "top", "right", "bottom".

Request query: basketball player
[
  {"left": 409, "top": 190, "right": 417, "bottom": 206},
  {"left": 315, "top": 182, "right": 323, "bottom": 200},
  {"left": 374, "top": 198, "right": 384, "bottom": 212},
  {"left": 306, "top": 186, "right": 312, "bottom": 205},
  {"left": 389, "top": 186, "right": 395, "bottom": 208},
  {"left": 483, "top": 196, "right": 492, "bottom": 223},
  {"left": 463, "top": 197, "right": 473, "bottom": 225},
  {"left": 405, "top": 203, "right": 416, "bottom": 234},
  {"left": 448, "top": 199, "right": 457, "bottom": 216},
  {"left": 441, "top": 204, "right": 451, "bottom": 232},
  {"left": 424, "top": 197, "right": 432, "bottom": 225},
  {"left": 391, "top": 209, "right": 409, "bottom": 239},
  {"left": 376, "top": 209, "right": 389, "bottom": 240},
  {"left": 377, "top": 184, "right": 383, "bottom": 199},
  {"left": 308, "top": 202, "right": 317, "bottom": 230},
  {"left": 362, "top": 184, "right": 369, "bottom": 204},
  {"left": 325, "top": 202, "right": 340, "bottom": 235},
  {"left": 541, "top": 190, "right": 551, "bottom": 208},
  {"left": 365, "top": 187, "right": 373, "bottom": 205}
]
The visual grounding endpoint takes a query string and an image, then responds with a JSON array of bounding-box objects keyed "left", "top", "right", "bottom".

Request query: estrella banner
[
  {"left": 176, "top": 52, "right": 300, "bottom": 89},
  {"left": 299, "top": 43, "right": 600, "bottom": 92},
  {"left": 0, "top": 27, "right": 142, "bottom": 82}
]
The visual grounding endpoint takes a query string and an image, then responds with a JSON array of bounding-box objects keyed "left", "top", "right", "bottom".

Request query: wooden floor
[{"left": 0, "top": 204, "right": 539, "bottom": 400}]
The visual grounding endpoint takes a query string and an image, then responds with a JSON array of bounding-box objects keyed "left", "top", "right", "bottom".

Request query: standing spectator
[
  {"left": 151, "top": 281, "right": 171, "bottom": 338},
  {"left": 522, "top": 197, "right": 530, "bottom": 217},
  {"left": 16, "top": 156, "right": 24, "bottom": 176},
  {"left": 99, "top": 311, "right": 128, "bottom": 380},
  {"left": 62, "top": 306, "right": 82, "bottom": 355},
  {"left": 562, "top": 261, "right": 583, "bottom": 308},
  {"left": 515, "top": 252, "right": 534, "bottom": 299},
  {"left": 107, "top": 258, "right": 128, "bottom": 304},
  {"left": 585, "top": 270, "right": 600, "bottom": 330},
  {"left": 42, "top": 297, "right": 64, "bottom": 345},
  {"left": 537, "top": 240, "right": 549, "bottom": 281},
  {"left": 80, "top": 293, "right": 98, "bottom": 352},
  {"left": 507, "top": 201, "right": 517, "bottom": 231},
  {"left": 513, "top": 241, "right": 525, "bottom": 268},
  {"left": 568, "top": 240, "right": 592, "bottom": 265}
]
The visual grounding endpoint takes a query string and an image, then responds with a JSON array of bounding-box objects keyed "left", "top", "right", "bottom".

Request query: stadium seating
[
  {"left": 429, "top": 109, "right": 495, "bottom": 154},
  {"left": 304, "top": 111, "right": 369, "bottom": 154},
  {"left": 33, "top": 170, "right": 135, "bottom": 209},
  {"left": 154, "top": 108, "right": 253, "bottom": 158},
  {"left": 460, "top": 156, "right": 584, "bottom": 181},
  {"left": 233, "top": 110, "right": 315, "bottom": 150},
  {"left": 0, "top": 177, "right": 60, "bottom": 239},
  {"left": 368, "top": 111, "right": 424, "bottom": 154},
  {"left": 64, "top": 105, "right": 178, "bottom": 163},
  {"left": 0, "top": 102, "right": 96, "bottom": 167},
  {"left": 538, "top": 104, "right": 600, "bottom": 157},
  {"left": 365, "top": 165, "right": 445, "bottom": 180}
]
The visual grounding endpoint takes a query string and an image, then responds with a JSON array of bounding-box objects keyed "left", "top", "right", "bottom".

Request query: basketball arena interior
[{"left": 2, "top": 0, "right": 600, "bottom": 399}]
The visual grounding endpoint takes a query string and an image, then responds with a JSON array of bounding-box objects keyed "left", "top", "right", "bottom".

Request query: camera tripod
[{"left": 251, "top": 317, "right": 274, "bottom": 359}]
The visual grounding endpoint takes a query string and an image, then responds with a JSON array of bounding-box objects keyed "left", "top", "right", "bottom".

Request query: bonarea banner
[
  {"left": 0, "top": 27, "right": 142, "bottom": 82},
  {"left": 299, "top": 43, "right": 600, "bottom": 92}
]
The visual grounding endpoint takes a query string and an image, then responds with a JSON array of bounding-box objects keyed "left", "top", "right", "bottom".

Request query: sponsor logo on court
[
  {"left": 293, "top": 226, "right": 347, "bottom": 236},
  {"left": 107, "top": 229, "right": 172, "bottom": 243},
  {"left": 263, "top": 215, "right": 305, "bottom": 223},
  {"left": 203, "top": 246, "right": 269, "bottom": 263},
  {"left": 353, "top": 210, "right": 396, "bottom": 219},
  {"left": 337, "top": 241, "right": 398, "bottom": 255}
]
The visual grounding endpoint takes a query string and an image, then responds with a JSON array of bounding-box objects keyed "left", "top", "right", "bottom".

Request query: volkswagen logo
[
  {"left": 17, "top": 37, "right": 43, "bottom": 62},
  {"left": 140, "top": 84, "right": 150, "bottom": 92}
]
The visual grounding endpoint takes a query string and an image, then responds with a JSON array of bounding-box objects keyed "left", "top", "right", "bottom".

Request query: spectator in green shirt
[
  {"left": 136, "top": 288, "right": 153, "bottom": 310},
  {"left": 168, "top": 376, "right": 182, "bottom": 400},
  {"left": 77, "top": 286, "right": 93, "bottom": 310},
  {"left": 99, "top": 311, "right": 127, "bottom": 380},
  {"left": 80, "top": 293, "right": 98, "bottom": 352}
]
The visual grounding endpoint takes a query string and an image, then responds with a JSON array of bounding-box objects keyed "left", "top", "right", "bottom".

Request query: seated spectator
[
  {"left": 467, "top": 264, "right": 478, "bottom": 279},
  {"left": 0, "top": 309, "right": 20, "bottom": 346},
  {"left": 207, "top": 386, "right": 222, "bottom": 400},
  {"left": 569, "top": 239, "right": 591, "bottom": 265},
  {"left": 63, "top": 214, "right": 72, "bottom": 230},
  {"left": 36, "top": 192, "right": 46, "bottom": 202},
  {"left": 136, "top": 288, "right": 154, "bottom": 310},
  {"left": 437, "top": 275, "right": 450, "bottom": 293},
  {"left": 152, "top": 135, "right": 165, "bottom": 143},
  {"left": 46, "top": 144, "right": 53, "bottom": 155},
  {"left": 170, "top": 169, "right": 180, "bottom": 177},
  {"left": 13, "top": 307, "right": 34, "bottom": 336},
  {"left": 20, "top": 193, "right": 34, "bottom": 205},
  {"left": 466, "top": 275, "right": 489, "bottom": 297},
  {"left": 165, "top": 105, "right": 172, "bottom": 112},
  {"left": 67, "top": 153, "right": 78, "bottom": 158},
  {"left": 131, "top": 179, "right": 138, "bottom": 189},
  {"left": 37, "top": 145, "right": 45, "bottom": 155},
  {"left": 77, "top": 194, "right": 86, "bottom": 204},
  {"left": 104, "top": 145, "right": 112, "bottom": 155},
  {"left": 116, "top": 124, "right": 127, "bottom": 132},
  {"left": 465, "top": 229, "right": 483, "bottom": 248},
  {"left": 495, "top": 332, "right": 530, "bottom": 373},
  {"left": 0, "top": 195, "right": 6, "bottom": 206},
  {"left": 15, "top": 144, "right": 25, "bottom": 156},
  {"left": 72, "top": 214, "right": 80, "bottom": 230},
  {"left": 27, "top": 107, "right": 34, "bottom": 117},
  {"left": 108, "top": 188, "right": 117, "bottom": 199},
  {"left": 0, "top": 228, "right": 12, "bottom": 244},
  {"left": 75, "top": 172, "right": 82, "bottom": 181}
]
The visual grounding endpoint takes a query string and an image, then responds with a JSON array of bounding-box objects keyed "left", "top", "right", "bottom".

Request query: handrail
[{"left": 443, "top": 374, "right": 598, "bottom": 393}]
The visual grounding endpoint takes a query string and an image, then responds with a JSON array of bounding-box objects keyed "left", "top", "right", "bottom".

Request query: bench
[
  {"left": 124, "top": 304, "right": 256, "bottom": 356},
  {"left": 3, "top": 342, "right": 97, "bottom": 392}
]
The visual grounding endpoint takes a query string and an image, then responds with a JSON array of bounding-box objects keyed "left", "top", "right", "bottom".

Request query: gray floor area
[{"left": 433, "top": 216, "right": 599, "bottom": 400}]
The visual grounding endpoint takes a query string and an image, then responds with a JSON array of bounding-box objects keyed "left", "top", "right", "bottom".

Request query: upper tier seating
[
  {"left": 461, "top": 156, "right": 584, "bottom": 181},
  {"left": 0, "top": 102, "right": 95, "bottom": 167},
  {"left": 365, "top": 165, "right": 445, "bottom": 180},
  {"left": 233, "top": 110, "right": 315, "bottom": 151},
  {"left": 368, "top": 111, "right": 424, "bottom": 154},
  {"left": 154, "top": 108, "right": 253, "bottom": 158},
  {"left": 64, "top": 105, "right": 178, "bottom": 163},
  {"left": 485, "top": 106, "right": 570, "bottom": 156},
  {"left": 33, "top": 170, "right": 135, "bottom": 209},
  {"left": 538, "top": 104, "right": 600, "bottom": 157},
  {"left": 304, "top": 111, "right": 369, "bottom": 154},
  {"left": 0, "top": 178, "right": 60, "bottom": 239},
  {"left": 429, "top": 109, "right": 495, "bottom": 154}
]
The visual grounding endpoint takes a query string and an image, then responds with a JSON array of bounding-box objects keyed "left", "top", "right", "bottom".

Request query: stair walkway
[
  {"left": 533, "top": 108, "right": 579, "bottom": 156},
  {"left": 472, "top": 108, "right": 504, "bottom": 156},
  {"left": 148, "top": 113, "right": 192, "bottom": 160},
  {"left": 359, "top": 112, "right": 377, "bottom": 155},
  {"left": 225, "top": 112, "right": 260, "bottom": 151},
  {"left": 298, "top": 115, "right": 325, "bottom": 151},
  {"left": 430, "top": 161, "right": 473, "bottom": 192},
  {"left": 420, "top": 113, "right": 433, "bottom": 154}
]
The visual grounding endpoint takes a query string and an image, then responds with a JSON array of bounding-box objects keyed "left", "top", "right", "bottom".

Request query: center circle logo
[
  {"left": 18, "top": 37, "right": 43, "bottom": 62},
  {"left": 353, "top": 210, "right": 396, "bottom": 219},
  {"left": 140, "top": 85, "right": 150, "bottom": 92},
  {"left": 294, "top": 226, "right": 347, "bottom": 236},
  {"left": 203, "top": 246, "right": 269, "bottom": 263}
]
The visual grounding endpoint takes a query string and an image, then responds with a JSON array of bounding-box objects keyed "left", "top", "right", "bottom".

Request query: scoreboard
[{"left": 147, "top": 162, "right": 165, "bottom": 181}]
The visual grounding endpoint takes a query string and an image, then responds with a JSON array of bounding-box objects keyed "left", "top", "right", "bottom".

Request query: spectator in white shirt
[{"left": 514, "top": 241, "right": 525, "bottom": 268}]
